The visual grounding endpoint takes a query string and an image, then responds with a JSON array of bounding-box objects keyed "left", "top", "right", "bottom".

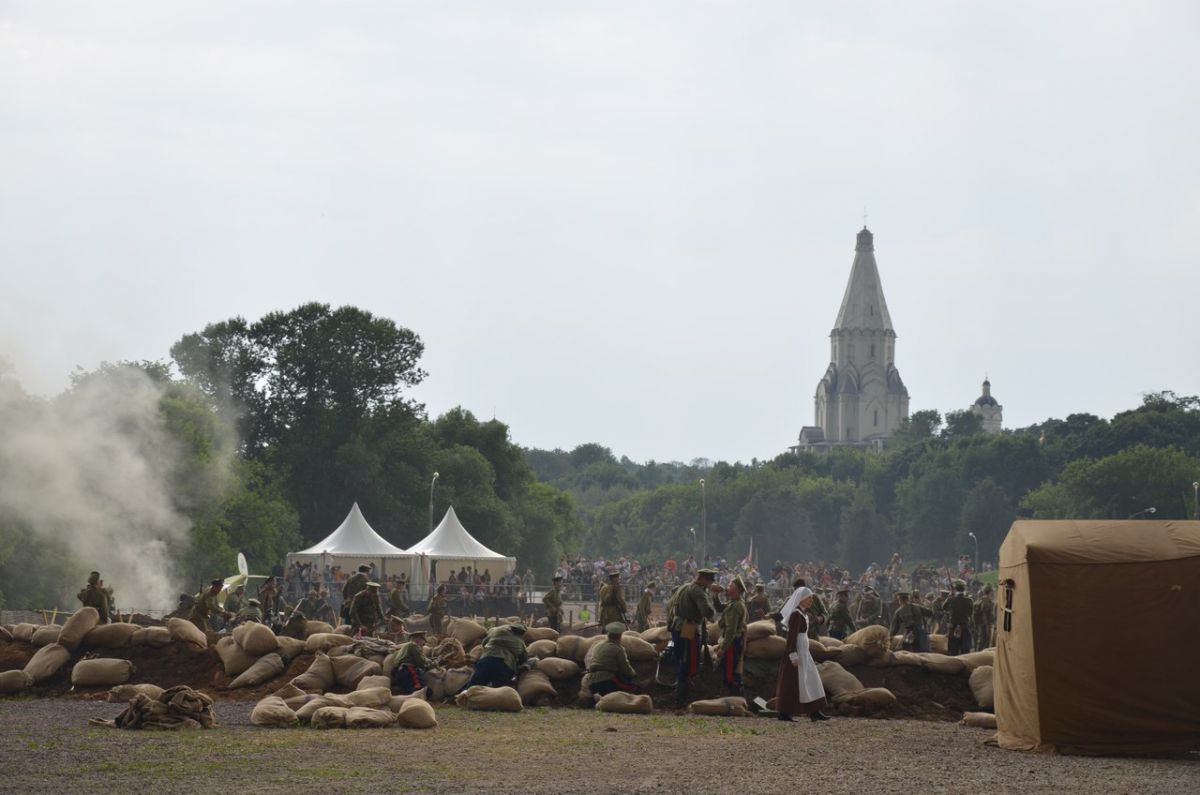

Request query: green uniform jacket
[
  {"left": 79, "top": 585, "right": 111, "bottom": 623},
  {"left": 542, "top": 588, "right": 563, "bottom": 616},
  {"left": 189, "top": 591, "right": 221, "bottom": 629},
  {"left": 829, "top": 601, "right": 857, "bottom": 635},
  {"left": 349, "top": 590, "right": 384, "bottom": 630},
  {"left": 889, "top": 603, "right": 932, "bottom": 636},
  {"left": 946, "top": 594, "right": 973, "bottom": 626},
  {"left": 598, "top": 583, "right": 627, "bottom": 626},
  {"left": 342, "top": 573, "right": 368, "bottom": 605},
  {"left": 806, "top": 593, "right": 828, "bottom": 639},
  {"left": 224, "top": 594, "right": 244, "bottom": 615},
  {"left": 237, "top": 605, "right": 263, "bottom": 622},
  {"left": 300, "top": 596, "right": 330, "bottom": 622},
  {"left": 635, "top": 591, "right": 652, "bottom": 629},
  {"left": 719, "top": 598, "right": 748, "bottom": 647},
  {"left": 670, "top": 583, "right": 715, "bottom": 631},
  {"left": 588, "top": 638, "right": 636, "bottom": 683},
  {"left": 854, "top": 596, "right": 882, "bottom": 625},
  {"left": 429, "top": 594, "right": 447, "bottom": 617},
  {"left": 479, "top": 627, "right": 528, "bottom": 672},
  {"left": 747, "top": 593, "right": 771, "bottom": 622},
  {"left": 388, "top": 588, "right": 411, "bottom": 618},
  {"left": 387, "top": 642, "right": 429, "bottom": 671}
]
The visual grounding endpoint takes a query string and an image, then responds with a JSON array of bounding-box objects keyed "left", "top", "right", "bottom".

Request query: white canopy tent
[
  {"left": 287, "top": 502, "right": 414, "bottom": 580},
  {"left": 405, "top": 505, "right": 516, "bottom": 599}
]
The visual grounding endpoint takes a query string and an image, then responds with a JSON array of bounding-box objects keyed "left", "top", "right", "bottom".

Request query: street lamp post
[
  {"left": 429, "top": 472, "right": 440, "bottom": 534},
  {"left": 967, "top": 531, "right": 979, "bottom": 574},
  {"left": 1193, "top": 482, "right": 1198, "bottom": 521},
  {"left": 1128, "top": 506, "right": 1156, "bottom": 520},
  {"left": 699, "top": 478, "right": 707, "bottom": 566},
  {"left": 688, "top": 527, "right": 696, "bottom": 562}
]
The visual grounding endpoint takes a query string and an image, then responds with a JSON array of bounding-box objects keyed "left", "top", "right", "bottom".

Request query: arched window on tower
[
  {"left": 874, "top": 409, "right": 879, "bottom": 427},
  {"left": 870, "top": 343, "right": 875, "bottom": 359}
]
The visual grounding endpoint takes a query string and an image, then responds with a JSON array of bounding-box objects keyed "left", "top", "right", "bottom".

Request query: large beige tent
[
  {"left": 996, "top": 520, "right": 1200, "bottom": 754},
  {"left": 287, "top": 502, "right": 414, "bottom": 579},
  {"left": 405, "top": 506, "right": 515, "bottom": 598}
]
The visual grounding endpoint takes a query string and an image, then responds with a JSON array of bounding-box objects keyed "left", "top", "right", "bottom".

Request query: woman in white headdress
[{"left": 774, "top": 583, "right": 830, "bottom": 722}]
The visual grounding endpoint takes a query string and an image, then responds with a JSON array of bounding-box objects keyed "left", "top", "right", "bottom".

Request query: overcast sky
[{"left": 3, "top": 2, "right": 1198, "bottom": 464}]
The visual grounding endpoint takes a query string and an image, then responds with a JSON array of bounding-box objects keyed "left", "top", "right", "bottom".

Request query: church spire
[{"left": 834, "top": 226, "right": 894, "bottom": 333}]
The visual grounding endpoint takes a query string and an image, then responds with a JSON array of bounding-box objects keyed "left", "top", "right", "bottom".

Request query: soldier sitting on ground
[
  {"left": 387, "top": 630, "right": 431, "bottom": 695},
  {"left": 588, "top": 622, "right": 640, "bottom": 697}
]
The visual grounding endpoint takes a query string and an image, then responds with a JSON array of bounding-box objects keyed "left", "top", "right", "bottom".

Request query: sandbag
[
  {"left": 832, "top": 687, "right": 897, "bottom": 710},
  {"left": 445, "top": 617, "right": 488, "bottom": 648},
  {"left": 536, "top": 657, "right": 580, "bottom": 680},
  {"left": 844, "top": 625, "right": 889, "bottom": 657},
  {"left": 640, "top": 626, "right": 671, "bottom": 645},
  {"left": 958, "top": 650, "right": 995, "bottom": 673},
  {"left": 456, "top": 685, "right": 523, "bottom": 712},
  {"left": 228, "top": 653, "right": 285, "bottom": 689},
  {"left": 305, "top": 632, "right": 355, "bottom": 653},
  {"left": 892, "top": 650, "right": 924, "bottom": 667},
  {"left": 705, "top": 622, "right": 721, "bottom": 645},
  {"left": 554, "top": 635, "right": 587, "bottom": 662},
  {"left": 689, "top": 697, "right": 752, "bottom": 717},
  {"left": 304, "top": 620, "right": 335, "bottom": 637},
  {"left": 516, "top": 669, "right": 557, "bottom": 706},
  {"left": 311, "top": 706, "right": 349, "bottom": 729},
  {"left": 216, "top": 636, "right": 260, "bottom": 677},
  {"left": 58, "top": 608, "right": 99, "bottom": 652},
  {"left": 745, "top": 620, "right": 776, "bottom": 642},
  {"left": 167, "top": 617, "right": 207, "bottom": 649},
  {"left": 596, "top": 691, "right": 652, "bottom": 714},
  {"left": 961, "top": 711, "right": 998, "bottom": 729},
  {"left": 397, "top": 698, "right": 438, "bottom": 729},
  {"left": 0, "top": 669, "right": 32, "bottom": 694},
  {"left": 969, "top": 665, "right": 994, "bottom": 709},
  {"left": 334, "top": 624, "right": 353, "bottom": 635},
  {"left": 291, "top": 652, "right": 336, "bottom": 692},
  {"left": 31, "top": 625, "right": 62, "bottom": 647},
  {"left": 83, "top": 623, "right": 139, "bottom": 649},
  {"left": 296, "top": 696, "right": 335, "bottom": 722},
  {"left": 251, "top": 695, "right": 299, "bottom": 728},
  {"left": 818, "top": 636, "right": 844, "bottom": 648},
  {"left": 468, "top": 645, "right": 485, "bottom": 664},
  {"left": 0, "top": 625, "right": 11, "bottom": 641},
  {"left": 131, "top": 627, "right": 172, "bottom": 648},
  {"left": 527, "top": 639, "right": 558, "bottom": 659},
  {"left": 424, "top": 668, "right": 447, "bottom": 702},
  {"left": 621, "top": 634, "right": 658, "bottom": 662},
  {"left": 107, "top": 683, "right": 165, "bottom": 702},
  {"left": 929, "top": 634, "right": 949, "bottom": 654},
  {"left": 522, "top": 627, "right": 559, "bottom": 643},
  {"left": 816, "top": 661, "right": 864, "bottom": 699},
  {"left": 745, "top": 635, "right": 786, "bottom": 660},
  {"left": 345, "top": 706, "right": 397, "bottom": 728},
  {"left": 272, "top": 682, "right": 306, "bottom": 701},
  {"left": 443, "top": 666, "right": 472, "bottom": 696},
  {"left": 12, "top": 623, "right": 37, "bottom": 643},
  {"left": 234, "top": 622, "right": 279, "bottom": 656},
  {"left": 357, "top": 674, "right": 392, "bottom": 691},
  {"left": 834, "top": 643, "right": 868, "bottom": 666},
  {"left": 71, "top": 658, "right": 134, "bottom": 687},
  {"left": 918, "top": 653, "right": 966, "bottom": 675},
  {"left": 24, "top": 643, "right": 71, "bottom": 682},
  {"left": 332, "top": 655, "right": 381, "bottom": 689},
  {"left": 867, "top": 650, "right": 897, "bottom": 668},
  {"left": 425, "top": 637, "right": 467, "bottom": 669},
  {"left": 274, "top": 635, "right": 306, "bottom": 660},
  {"left": 337, "top": 687, "right": 392, "bottom": 708}
]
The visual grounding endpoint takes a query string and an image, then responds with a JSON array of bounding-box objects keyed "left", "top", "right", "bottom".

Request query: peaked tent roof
[
  {"left": 833, "top": 227, "right": 894, "bottom": 333},
  {"left": 405, "top": 506, "right": 511, "bottom": 560},
  {"left": 295, "top": 502, "right": 411, "bottom": 557}
]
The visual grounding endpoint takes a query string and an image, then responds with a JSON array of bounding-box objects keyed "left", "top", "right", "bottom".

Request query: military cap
[
  {"left": 552, "top": 575, "right": 564, "bottom": 582},
  {"left": 953, "top": 580, "right": 966, "bottom": 591},
  {"left": 210, "top": 578, "right": 223, "bottom": 586},
  {"left": 608, "top": 570, "right": 621, "bottom": 578},
  {"left": 366, "top": 581, "right": 380, "bottom": 588},
  {"left": 939, "top": 589, "right": 951, "bottom": 596},
  {"left": 863, "top": 585, "right": 876, "bottom": 594},
  {"left": 508, "top": 623, "right": 527, "bottom": 635},
  {"left": 730, "top": 575, "right": 747, "bottom": 591},
  {"left": 836, "top": 589, "right": 850, "bottom": 596},
  {"left": 896, "top": 591, "right": 911, "bottom": 598},
  {"left": 697, "top": 568, "right": 718, "bottom": 579},
  {"left": 88, "top": 571, "right": 101, "bottom": 585},
  {"left": 754, "top": 583, "right": 766, "bottom": 590},
  {"left": 408, "top": 629, "right": 427, "bottom": 638},
  {"left": 358, "top": 564, "right": 371, "bottom": 573},
  {"left": 646, "top": 581, "right": 657, "bottom": 588},
  {"left": 247, "top": 598, "right": 261, "bottom": 606},
  {"left": 604, "top": 622, "right": 626, "bottom": 635},
  {"left": 982, "top": 584, "right": 993, "bottom": 594}
]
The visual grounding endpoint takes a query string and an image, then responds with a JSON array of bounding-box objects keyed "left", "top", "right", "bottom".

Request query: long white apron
[{"left": 794, "top": 618, "right": 825, "bottom": 703}]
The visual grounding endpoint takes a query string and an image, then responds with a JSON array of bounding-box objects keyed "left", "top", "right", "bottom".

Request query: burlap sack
[
  {"left": 621, "top": 635, "right": 658, "bottom": 662},
  {"left": 272, "top": 682, "right": 306, "bottom": 700},
  {"left": 228, "top": 653, "right": 285, "bottom": 689},
  {"left": 332, "top": 655, "right": 381, "bottom": 689},
  {"left": 336, "top": 687, "right": 392, "bottom": 708},
  {"left": 816, "top": 661, "right": 864, "bottom": 699},
  {"left": 444, "top": 666, "right": 472, "bottom": 695},
  {"left": 445, "top": 617, "right": 488, "bottom": 648},
  {"left": 536, "top": 657, "right": 580, "bottom": 680},
  {"left": 0, "top": 669, "right": 32, "bottom": 694},
  {"left": 13, "top": 623, "right": 37, "bottom": 643},
  {"left": 332, "top": 624, "right": 352, "bottom": 635},
  {"left": 386, "top": 690, "right": 428, "bottom": 712},
  {"left": 745, "top": 620, "right": 776, "bottom": 642},
  {"left": 424, "top": 668, "right": 447, "bottom": 702},
  {"left": 291, "top": 652, "right": 336, "bottom": 692},
  {"left": 107, "top": 683, "right": 165, "bottom": 702},
  {"left": 640, "top": 626, "right": 671, "bottom": 645},
  {"left": 834, "top": 643, "right": 868, "bottom": 666},
  {"left": 961, "top": 711, "right": 997, "bottom": 729},
  {"left": 969, "top": 665, "right": 994, "bottom": 709},
  {"left": 892, "top": 650, "right": 924, "bottom": 667},
  {"left": 234, "top": 622, "right": 279, "bottom": 656},
  {"left": 0, "top": 625, "right": 12, "bottom": 642},
  {"left": 554, "top": 635, "right": 586, "bottom": 662},
  {"left": 958, "top": 650, "right": 995, "bottom": 673},
  {"left": 216, "top": 636, "right": 260, "bottom": 677},
  {"left": 397, "top": 698, "right": 438, "bottom": 729},
  {"left": 832, "top": 687, "right": 897, "bottom": 710},
  {"left": 867, "top": 650, "right": 897, "bottom": 668},
  {"left": 456, "top": 685, "right": 523, "bottom": 712},
  {"left": 929, "top": 634, "right": 949, "bottom": 654},
  {"left": 890, "top": 634, "right": 906, "bottom": 651},
  {"left": 295, "top": 696, "right": 335, "bottom": 722},
  {"left": 251, "top": 695, "right": 299, "bottom": 728},
  {"left": 527, "top": 639, "right": 558, "bottom": 659},
  {"left": 305, "top": 632, "right": 355, "bottom": 653},
  {"left": 596, "top": 691, "right": 652, "bottom": 714},
  {"left": 819, "top": 636, "right": 844, "bottom": 648},
  {"left": 24, "top": 643, "right": 71, "bottom": 682},
  {"left": 516, "top": 669, "right": 557, "bottom": 706},
  {"left": 688, "top": 697, "right": 752, "bottom": 717},
  {"left": 166, "top": 617, "right": 207, "bottom": 649},
  {"left": 311, "top": 706, "right": 349, "bottom": 729},
  {"left": 31, "top": 625, "right": 62, "bottom": 647},
  {"left": 356, "top": 674, "right": 392, "bottom": 691},
  {"left": 745, "top": 635, "right": 786, "bottom": 660},
  {"left": 131, "top": 627, "right": 172, "bottom": 648},
  {"left": 58, "top": 608, "right": 99, "bottom": 652},
  {"left": 523, "top": 627, "right": 559, "bottom": 643},
  {"left": 304, "top": 620, "right": 335, "bottom": 637},
  {"left": 83, "top": 623, "right": 139, "bottom": 649},
  {"left": 71, "top": 658, "right": 134, "bottom": 687},
  {"left": 346, "top": 706, "right": 397, "bottom": 728},
  {"left": 917, "top": 653, "right": 966, "bottom": 675},
  {"left": 468, "top": 645, "right": 485, "bottom": 664},
  {"left": 845, "top": 625, "right": 889, "bottom": 657},
  {"left": 275, "top": 635, "right": 306, "bottom": 660}
]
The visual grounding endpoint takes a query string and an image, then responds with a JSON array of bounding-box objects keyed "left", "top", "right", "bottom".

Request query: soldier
[
  {"left": 932, "top": 588, "right": 951, "bottom": 635},
  {"left": 281, "top": 605, "right": 308, "bottom": 638},
  {"left": 828, "top": 589, "right": 857, "bottom": 640},
  {"left": 386, "top": 630, "right": 431, "bottom": 695},
  {"left": 889, "top": 592, "right": 933, "bottom": 652},
  {"left": 459, "top": 624, "right": 528, "bottom": 694},
  {"left": 428, "top": 584, "right": 448, "bottom": 635},
  {"left": 805, "top": 585, "right": 829, "bottom": 640},
  {"left": 588, "top": 622, "right": 640, "bottom": 696},
  {"left": 78, "top": 571, "right": 111, "bottom": 624},
  {"left": 224, "top": 584, "right": 246, "bottom": 616},
  {"left": 341, "top": 564, "right": 371, "bottom": 622},
  {"left": 717, "top": 576, "right": 749, "bottom": 698},
  {"left": 258, "top": 576, "right": 280, "bottom": 618},
  {"left": 598, "top": 571, "right": 627, "bottom": 627},
  {"left": 387, "top": 578, "right": 411, "bottom": 620},
  {"left": 747, "top": 582, "right": 772, "bottom": 622},
  {"left": 299, "top": 585, "right": 328, "bottom": 623},
  {"left": 237, "top": 598, "right": 264, "bottom": 624},
  {"left": 190, "top": 579, "right": 230, "bottom": 631},
  {"left": 349, "top": 582, "right": 385, "bottom": 636},
  {"left": 670, "top": 568, "right": 718, "bottom": 705},
  {"left": 973, "top": 584, "right": 996, "bottom": 650},
  {"left": 945, "top": 580, "right": 974, "bottom": 655},
  {"left": 543, "top": 576, "right": 564, "bottom": 632},
  {"left": 854, "top": 585, "right": 883, "bottom": 627},
  {"left": 635, "top": 581, "right": 656, "bottom": 632}
]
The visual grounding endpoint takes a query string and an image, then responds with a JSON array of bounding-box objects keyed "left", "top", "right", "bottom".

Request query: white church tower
[
  {"left": 971, "top": 377, "right": 1003, "bottom": 433},
  {"left": 794, "top": 226, "right": 909, "bottom": 452}
]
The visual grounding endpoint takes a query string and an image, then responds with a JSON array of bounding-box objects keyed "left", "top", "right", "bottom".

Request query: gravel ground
[{"left": 0, "top": 699, "right": 1195, "bottom": 795}]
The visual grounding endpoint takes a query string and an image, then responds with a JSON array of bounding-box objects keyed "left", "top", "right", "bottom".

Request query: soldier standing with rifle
[
  {"left": 670, "top": 568, "right": 718, "bottom": 706},
  {"left": 349, "top": 582, "right": 385, "bottom": 636},
  {"left": 598, "top": 570, "right": 627, "bottom": 627},
  {"left": 945, "top": 580, "right": 974, "bottom": 655},
  {"left": 828, "top": 589, "right": 857, "bottom": 640},
  {"left": 78, "top": 571, "right": 112, "bottom": 624},
  {"left": 973, "top": 584, "right": 995, "bottom": 650},
  {"left": 747, "top": 583, "right": 771, "bottom": 623},
  {"left": 717, "top": 576, "right": 750, "bottom": 699},
  {"left": 543, "top": 576, "right": 564, "bottom": 632},
  {"left": 889, "top": 592, "right": 933, "bottom": 652},
  {"left": 341, "top": 564, "right": 371, "bottom": 623},
  {"left": 635, "top": 581, "right": 656, "bottom": 632}
]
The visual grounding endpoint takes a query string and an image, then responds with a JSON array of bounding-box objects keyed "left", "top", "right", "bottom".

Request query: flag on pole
[{"left": 740, "top": 537, "right": 754, "bottom": 568}]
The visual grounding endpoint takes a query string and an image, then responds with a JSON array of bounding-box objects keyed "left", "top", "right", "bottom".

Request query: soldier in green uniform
[
  {"left": 747, "top": 583, "right": 771, "bottom": 623},
  {"left": 190, "top": 579, "right": 230, "bottom": 631},
  {"left": 387, "top": 579, "right": 411, "bottom": 620},
  {"left": 828, "top": 589, "right": 857, "bottom": 640},
  {"left": 459, "top": 624, "right": 529, "bottom": 694},
  {"left": 258, "top": 576, "right": 280, "bottom": 618},
  {"left": 387, "top": 629, "right": 430, "bottom": 694},
  {"left": 634, "top": 581, "right": 656, "bottom": 632},
  {"left": 931, "top": 589, "right": 951, "bottom": 635},
  {"left": 973, "top": 584, "right": 995, "bottom": 650},
  {"left": 805, "top": 585, "right": 829, "bottom": 640},
  {"left": 349, "top": 582, "right": 385, "bottom": 636},
  {"left": 224, "top": 585, "right": 245, "bottom": 616},
  {"left": 588, "top": 622, "right": 640, "bottom": 696},
  {"left": 598, "top": 571, "right": 627, "bottom": 627},
  {"left": 945, "top": 580, "right": 974, "bottom": 655},
  {"left": 281, "top": 604, "right": 308, "bottom": 638},
  {"left": 854, "top": 586, "right": 883, "bottom": 627},
  {"left": 670, "top": 568, "right": 717, "bottom": 705},
  {"left": 889, "top": 592, "right": 933, "bottom": 652},
  {"left": 341, "top": 564, "right": 371, "bottom": 623},
  {"left": 428, "top": 584, "right": 448, "bottom": 635},
  {"left": 542, "top": 576, "right": 564, "bottom": 632},
  {"left": 78, "top": 571, "right": 112, "bottom": 624},
  {"left": 236, "top": 598, "right": 264, "bottom": 624},
  {"left": 717, "top": 576, "right": 749, "bottom": 698},
  {"left": 299, "top": 585, "right": 329, "bottom": 624}
]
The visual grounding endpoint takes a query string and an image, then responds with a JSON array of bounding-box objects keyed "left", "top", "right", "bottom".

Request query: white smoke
[{"left": 0, "top": 361, "right": 228, "bottom": 610}]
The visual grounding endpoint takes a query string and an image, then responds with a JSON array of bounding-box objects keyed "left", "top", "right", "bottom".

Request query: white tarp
[
  {"left": 288, "top": 502, "right": 413, "bottom": 580},
  {"left": 405, "top": 506, "right": 515, "bottom": 596}
]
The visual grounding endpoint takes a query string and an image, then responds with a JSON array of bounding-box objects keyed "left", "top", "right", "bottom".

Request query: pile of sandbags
[
  {"left": 915, "top": 653, "right": 966, "bottom": 675},
  {"left": 957, "top": 650, "right": 994, "bottom": 673},
  {"left": 131, "top": 627, "right": 172, "bottom": 648},
  {"left": 424, "top": 667, "right": 473, "bottom": 702},
  {"left": 0, "top": 670, "right": 32, "bottom": 695},
  {"left": 251, "top": 695, "right": 299, "bottom": 728},
  {"left": 969, "top": 665, "right": 994, "bottom": 709},
  {"left": 304, "top": 620, "right": 335, "bottom": 637},
  {"left": 929, "top": 634, "right": 949, "bottom": 654},
  {"left": 71, "top": 658, "right": 134, "bottom": 688},
  {"left": 396, "top": 698, "right": 438, "bottom": 729},
  {"left": 596, "top": 691, "right": 652, "bottom": 714},
  {"left": 25, "top": 643, "right": 71, "bottom": 683},
  {"left": 90, "top": 685, "right": 217, "bottom": 730},
  {"left": 426, "top": 637, "right": 467, "bottom": 668},
  {"left": 817, "top": 661, "right": 898, "bottom": 712},
  {"left": 456, "top": 685, "right": 523, "bottom": 712},
  {"left": 345, "top": 706, "right": 397, "bottom": 728},
  {"left": 166, "top": 617, "right": 207, "bottom": 649},
  {"left": 444, "top": 617, "right": 488, "bottom": 649},
  {"left": 745, "top": 620, "right": 776, "bottom": 642},
  {"left": 554, "top": 635, "right": 587, "bottom": 662},
  {"left": 291, "top": 652, "right": 337, "bottom": 692},
  {"left": 228, "top": 653, "right": 285, "bottom": 689},
  {"left": 305, "top": 632, "right": 354, "bottom": 653},
  {"left": 59, "top": 608, "right": 100, "bottom": 652},
  {"left": 12, "top": 623, "right": 38, "bottom": 643},
  {"left": 527, "top": 639, "right": 558, "bottom": 659},
  {"left": 31, "top": 625, "right": 62, "bottom": 647},
  {"left": 620, "top": 633, "right": 658, "bottom": 662},
  {"left": 745, "top": 634, "right": 786, "bottom": 660},
  {"left": 331, "top": 654, "right": 381, "bottom": 690},
  {"left": 535, "top": 657, "right": 580, "bottom": 680},
  {"left": 844, "top": 626, "right": 890, "bottom": 658},
  {"left": 523, "top": 627, "right": 559, "bottom": 643},
  {"left": 689, "top": 697, "right": 753, "bottom": 717},
  {"left": 233, "top": 623, "right": 279, "bottom": 656},
  {"left": 83, "top": 623, "right": 140, "bottom": 649},
  {"left": 516, "top": 669, "right": 557, "bottom": 707},
  {"left": 640, "top": 626, "right": 671, "bottom": 646}
]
